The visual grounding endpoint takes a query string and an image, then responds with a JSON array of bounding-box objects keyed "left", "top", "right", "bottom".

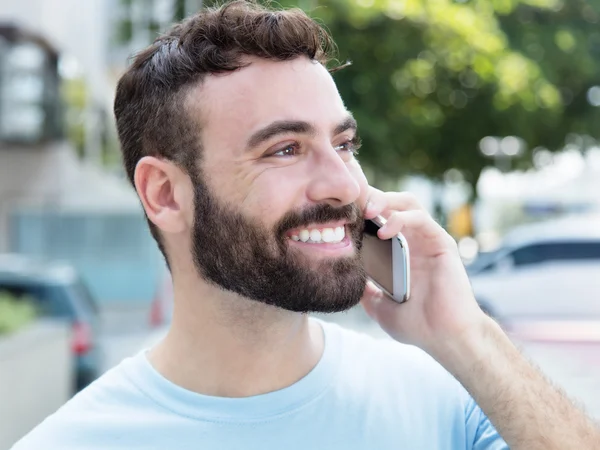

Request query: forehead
[{"left": 186, "top": 57, "right": 349, "bottom": 150}]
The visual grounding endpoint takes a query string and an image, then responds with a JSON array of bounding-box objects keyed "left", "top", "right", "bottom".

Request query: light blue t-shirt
[{"left": 12, "top": 320, "right": 507, "bottom": 449}]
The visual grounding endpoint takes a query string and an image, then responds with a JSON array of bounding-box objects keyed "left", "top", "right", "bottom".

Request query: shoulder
[
  {"left": 11, "top": 354, "right": 151, "bottom": 450},
  {"left": 326, "top": 321, "right": 507, "bottom": 447}
]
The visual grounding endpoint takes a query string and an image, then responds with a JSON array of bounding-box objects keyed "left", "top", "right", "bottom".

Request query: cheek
[
  {"left": 240, "top": 168, "right": 305, "bottom": 225},
  {"left": 248, "top": 160, "right": 369, "bottom": 220}
]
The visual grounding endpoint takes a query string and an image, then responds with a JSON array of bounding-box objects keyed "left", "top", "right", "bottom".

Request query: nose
[{"left": 305, "top": 146, "right": 361, "bottom": 207}]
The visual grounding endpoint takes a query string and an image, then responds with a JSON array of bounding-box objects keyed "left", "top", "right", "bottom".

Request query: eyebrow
[
  {"left": 245, "top": 115, "right": 358, "bottom": 151},
  {"left": 333, "top": 116, "right": 358, "bottom": 136}
]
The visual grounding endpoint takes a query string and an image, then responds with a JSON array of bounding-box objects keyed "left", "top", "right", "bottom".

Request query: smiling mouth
[{"left": 287, "top": 225, "right": 347, "bottom": 244}]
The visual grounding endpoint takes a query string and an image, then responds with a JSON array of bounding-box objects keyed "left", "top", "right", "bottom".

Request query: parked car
[
  {"left": 0, "top": 254, "right": 101, "bottom": 392},
  {"left": 149, "top": 270, "right": 173, "bottom": 328},
  {"left": 467, "top": 214, "right": 600, "bottom": 322}
]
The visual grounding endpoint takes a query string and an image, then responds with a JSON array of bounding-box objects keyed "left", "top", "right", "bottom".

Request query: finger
[
  {"left": 364, "top": 186, "right": 385, "bottom": 219},
  {"left": 365, "top": 189, "right": 425, "bottom": 220},
  {"left": 381, "top": 192, "right": 425, "bottom": 213},
  {"left": 378, "top": 210, "right": 449, "bottom": 242}
]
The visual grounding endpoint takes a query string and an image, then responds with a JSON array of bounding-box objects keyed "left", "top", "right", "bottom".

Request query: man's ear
[{"left": 134, "top": 156, "right": 192, "bottom": 234}]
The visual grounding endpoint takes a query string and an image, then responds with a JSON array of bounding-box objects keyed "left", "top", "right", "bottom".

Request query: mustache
[{"left": 276, "top": 203, "right": 363, "bottom": 237}]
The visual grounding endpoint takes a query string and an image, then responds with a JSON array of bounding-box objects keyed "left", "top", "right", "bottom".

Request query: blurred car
[
  {"left": 467, "top": 214, "right": 600, "bottom": 321},
  {"left": 0, "top": 254, "right": 101, "bottom": 392},
  {"left": 149, "top": 270, "right": 173, "bottom": 328}
]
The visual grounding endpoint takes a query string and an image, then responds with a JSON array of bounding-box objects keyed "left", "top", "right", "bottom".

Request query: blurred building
[
  {"left": 0, "top": 0, "right": 202, "bottom": 163},
  {"left": 0, "top": 24, "right": 68, "bottom": 249},
  {"left": 0, "top": 21, "right": 167, "bottom": 306}
]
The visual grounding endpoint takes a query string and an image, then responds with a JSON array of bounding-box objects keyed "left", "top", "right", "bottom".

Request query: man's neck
[{"left": 147, "top": 281, "right": 324, "bottom": 398}]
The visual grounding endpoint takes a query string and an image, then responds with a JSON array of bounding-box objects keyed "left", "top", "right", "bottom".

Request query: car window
[
  {"left": 511, "top": 241, "right": 600, "bottom": 267},
  {"left": 544, "top": 242, "right": 600, "bottom": 261},
  {"left": 67, "top": 279, "right": 99, "bottom": 319},
  {"left": 512, "top": 244, "right": 546, "bottom": 267},
  {"left": 0, "top": 282, "right": 75, "bottom": 319},
  {"left": 0, "top": 284, "right": 39, "bottom": 304},
  {"left": 40, "top": 284, "right": 79, "bottom": 318}
]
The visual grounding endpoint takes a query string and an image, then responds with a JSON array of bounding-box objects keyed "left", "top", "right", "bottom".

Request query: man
[{"left": 13, "top": 1, "right": 599, "bottom": 449}]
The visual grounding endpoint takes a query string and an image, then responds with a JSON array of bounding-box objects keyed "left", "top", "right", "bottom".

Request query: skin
[{"left": 134, "top": 56, "right": 600, "bottom": 447}]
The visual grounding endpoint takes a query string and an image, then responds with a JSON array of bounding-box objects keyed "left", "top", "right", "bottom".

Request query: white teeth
[
  {"left": 290, "top": 226, "right": 346, "bottom": 244},
  {"left": 310, "top": 229, "right": 322, "bottom": 243},
  {"left": 321, "top": 228, "right": 335, "bottom": 243}
]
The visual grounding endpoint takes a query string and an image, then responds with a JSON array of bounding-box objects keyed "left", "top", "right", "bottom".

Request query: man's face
[{"left": 185, "top": 57, "right": 370, "bottom": 313}]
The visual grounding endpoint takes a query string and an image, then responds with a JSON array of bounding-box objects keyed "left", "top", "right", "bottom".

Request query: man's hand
[
  {"left": 360, "top": 186, "right": 488, "bottom": 357},
  {"left": 360, "top": 186, "right": 600, "bottom": 450}
]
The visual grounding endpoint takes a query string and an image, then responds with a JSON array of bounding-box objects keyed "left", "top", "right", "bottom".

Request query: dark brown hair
[{"left": 113, "top": 0, "right": 340, "bottom": 261}]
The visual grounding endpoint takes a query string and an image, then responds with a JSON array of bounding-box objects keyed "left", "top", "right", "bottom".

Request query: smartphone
[{"left": 362, "top": 216, "right": 411, "bottom": 303}]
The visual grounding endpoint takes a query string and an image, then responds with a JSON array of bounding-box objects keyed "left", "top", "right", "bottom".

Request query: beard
[{"left": 190, "top": 174, "right": 367, "bottom": 314}]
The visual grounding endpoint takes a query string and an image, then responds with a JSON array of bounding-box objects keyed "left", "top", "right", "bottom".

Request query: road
[{"left": 98, "top": 307, "right": 600, "bottom": 419}]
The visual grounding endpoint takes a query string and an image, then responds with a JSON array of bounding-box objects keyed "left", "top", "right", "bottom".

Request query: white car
[{"left": 467, "top": 214, "right": 600, "bottom": 322}]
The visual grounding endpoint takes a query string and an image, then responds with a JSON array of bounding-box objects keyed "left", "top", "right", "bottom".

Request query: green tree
[
  {"left": 297, "top": 0, "right": 568, "bottom": 187},
  {"left": 497, "top": 0, "right": 600, "bottom": 151}
]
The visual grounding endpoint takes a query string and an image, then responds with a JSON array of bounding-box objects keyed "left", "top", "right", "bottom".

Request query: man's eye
[
  {"left": 271, "top": 143, "right": 299, "bottom": 157},
  {"left": 335, "top": 137, "right": 362, "bottom": 155}
]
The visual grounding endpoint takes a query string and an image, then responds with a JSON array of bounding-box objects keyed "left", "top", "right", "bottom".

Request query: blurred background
[{"left": 1, "top": 0, "right": 600, "bottom": 447}]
